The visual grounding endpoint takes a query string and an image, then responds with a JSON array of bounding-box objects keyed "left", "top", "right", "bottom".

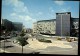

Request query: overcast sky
[{"left": 2, "top": 0, "right": 79, "bottom": 28}]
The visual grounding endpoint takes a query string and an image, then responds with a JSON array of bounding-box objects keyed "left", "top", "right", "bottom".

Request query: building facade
[
  {"left": 56, "top": 12, "right": 71, "bottom": 36},
  {"left": 71, "top": 18, "right": 79, "bottom": 37},
  {"left": 33, "top": 19, "right": 56, "bottom": 34},
  {"left": 33, "top": 12, "right": 79, "bottom": 37}
]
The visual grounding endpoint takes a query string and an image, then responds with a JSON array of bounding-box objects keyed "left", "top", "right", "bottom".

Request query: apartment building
[{"left": 33, "top": 19, "right": 56, "bottom": 34}]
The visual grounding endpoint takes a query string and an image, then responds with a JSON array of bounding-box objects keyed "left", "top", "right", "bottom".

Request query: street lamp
[{"left": 61, "top": 14, "right": 63, "bottom": 38}]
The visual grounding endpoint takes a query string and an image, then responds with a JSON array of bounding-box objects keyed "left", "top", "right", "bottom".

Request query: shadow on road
[
  {"left": 27, "top": 52, "right": 40, "bottom": 54},
  {"left": 4, "top": 40, "right": 11, "bottom": 42},
  {"left": 2, "top": 46, "right": 14, "bottom": 48}
]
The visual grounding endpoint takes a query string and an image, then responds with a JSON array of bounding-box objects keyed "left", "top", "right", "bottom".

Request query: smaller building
[{"left": 26, "top": 28, "right": 33, "bottom": 33}]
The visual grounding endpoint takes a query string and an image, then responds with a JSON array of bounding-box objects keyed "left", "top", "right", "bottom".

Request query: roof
[
  {"left": 71, "top": 17, "right": 79, "bottom": 19},
  {"left": 37, "top": 19, "right": 56, "bottom": 22},
  {"left": 56, "top": 12, "right": 71, "bottom": 15},
  {"left": 12, "top": 22, "right": 22, "bottom": 25}
]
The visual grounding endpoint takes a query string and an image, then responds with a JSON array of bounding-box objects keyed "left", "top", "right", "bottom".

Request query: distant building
[
  {"left": 1, "top": 19, "right": 2, "bottom": 25},
  {"left": 33, "top": 19, "right": 56, "bottom": 34},
  {"left": 26, "top": 28, "right": 33, "bottom": 33},
  {"left": 12, "top": 22, "right": 23, "bottom": 32},
  {"left": 2, "top": 19, "right": 13, "bottom": 31},
  {"left": 1, "top": 19, "right": 23, "bottom": 32},
  {"left": 33, "top": 22, "right": 37, "bottom": 33}
]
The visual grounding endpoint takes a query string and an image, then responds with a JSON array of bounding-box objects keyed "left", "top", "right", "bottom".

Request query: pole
[{"left": 61, "top": 15, "right": 62, "bottom": 37}]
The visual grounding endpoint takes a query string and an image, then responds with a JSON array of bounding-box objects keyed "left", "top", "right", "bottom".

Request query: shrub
[
  {"left": 67, "top": 39, "right": 72, "bottom": 42},
  {"left": 20, "top": 32, "right": 25, "bottom": 37},
  {"left": 74, "top": 38, "right": 78, "bottom": 41},
  {"left": 38, "top": 38, "right": 52, "bottom": 43},
  {"left": 57, "top": 37, "right": 62, "bottom": 40},
  {"left": 66, "top": 37, "right": 70, "bottom": 40}
]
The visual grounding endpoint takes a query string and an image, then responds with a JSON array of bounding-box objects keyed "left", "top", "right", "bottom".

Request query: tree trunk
[
  {"left": 22, "top": 46, "right": 23, "bottom": 54},
  {"left": 4, "top": 35, "right": 5, "bottom": 53}
]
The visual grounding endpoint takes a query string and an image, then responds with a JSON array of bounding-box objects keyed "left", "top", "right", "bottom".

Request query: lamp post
[{"left": 61, "top": 14, "right": 63, "bottom": 38}]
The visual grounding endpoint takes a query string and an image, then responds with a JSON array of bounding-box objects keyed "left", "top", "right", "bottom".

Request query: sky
[{"left": 2, "top": 0, "right": 79, "bottom": 28}]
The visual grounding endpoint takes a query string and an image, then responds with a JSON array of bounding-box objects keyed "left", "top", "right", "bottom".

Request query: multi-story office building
[
  {"left": 56, "top": 12, "right": 71, "bottom": 36},
  {"left": 33, "top": 19, "right": 56, "bottom": 34},
  {"left": 56, "top": 12, "right": 79, "bottom": 37}
]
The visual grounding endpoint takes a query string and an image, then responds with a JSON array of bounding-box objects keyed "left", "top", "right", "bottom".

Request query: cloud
[
  {"left": 54, "top": 1, "right": 64, "bottom": 5},
  {"left": 10, "top": 13, "right": 16, "bottom": 16},
  {"left": 24, "top": 16, "right": 32, "bottom": 21},
  {"left": 3, "top": 0, "right": 29, "bottom": 13},
  {"left": 3, "top": 0, "right": 36, "bottom": 28},
  {"left": 38, "top": 12, "right": 43, "bottom": 15},
  {"left": 58, "top": 7, "right": 71, "bottom": 13},
  {"left": 10, "top": 12, "right": 36, "bottom": 22},
  {"left": 49, "top": 7, "right": 54, "bottom": 13}
]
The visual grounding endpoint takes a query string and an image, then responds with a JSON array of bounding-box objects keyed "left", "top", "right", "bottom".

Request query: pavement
[
  {"left": 0, "top": 35, "right": 78, "bottom": 55},
  {"left": 0, "top": 39, "right": 34, "bottom": 53}
]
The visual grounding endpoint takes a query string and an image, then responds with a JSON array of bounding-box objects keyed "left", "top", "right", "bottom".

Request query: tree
[
  {"left": 20, "top": 30, "right": 25, "bottom": 37},
  {"left": 16, "top": 37, "right": 28, "bottom": 53}
]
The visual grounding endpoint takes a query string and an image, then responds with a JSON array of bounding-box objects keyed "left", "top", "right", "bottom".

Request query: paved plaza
[{"left": 0, "top": 35, "right": 78, "bottom": 55}]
